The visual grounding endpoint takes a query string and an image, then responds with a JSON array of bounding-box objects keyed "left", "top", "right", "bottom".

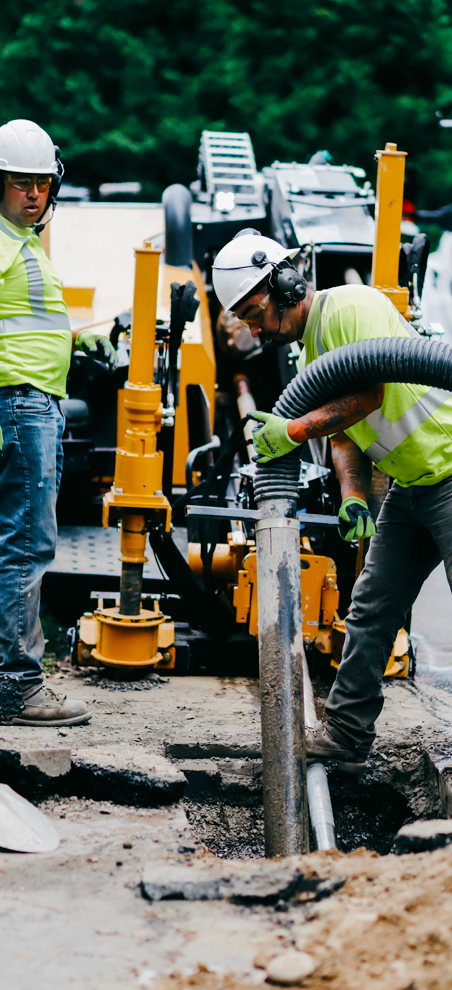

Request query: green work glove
[
  {"left": 338, "top": 497, "right": 376, "bottom": 542},
  {"left": 75, "top": 329, "right": 118, "bottom": 374},
  {"left": 247, "top": 411, "right": 302, "bottom": 464}
]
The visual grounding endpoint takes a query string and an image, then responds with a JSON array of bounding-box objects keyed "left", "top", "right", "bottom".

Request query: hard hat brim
[{"left": 1, "top": 163, "right": 58, "bottom": 174}]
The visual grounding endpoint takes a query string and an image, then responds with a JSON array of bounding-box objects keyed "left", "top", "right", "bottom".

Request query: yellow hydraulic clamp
[
  {"left": 188, "top": 533, "right": 410, "bottom": 679},
  {"left": 91, "top": 247, "right": 171, "bottom": 669},
  {"left": 233, "top": 541, "right": 410, "bottom": 678},
  {"left": 371, "top": 142, "right": 410, "bottom": 319}
]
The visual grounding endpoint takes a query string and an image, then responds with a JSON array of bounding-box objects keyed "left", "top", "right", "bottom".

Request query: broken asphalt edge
[
  {"left": 140, "top": 862, "right": 346, "bottom": 904},
  {"left": 0, "top": 745, "right": 187, "bottom": 807}
]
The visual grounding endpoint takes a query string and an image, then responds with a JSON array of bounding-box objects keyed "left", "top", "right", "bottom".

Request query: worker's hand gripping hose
[
  {"left": 246, "top": 410, "right": 302, "bottom": 463},
  {"left": 338, "top": 497, "right": 376, "bottom": 542},
  {"left": 254, "top": 336, "right": 452, "bottom": 502}
]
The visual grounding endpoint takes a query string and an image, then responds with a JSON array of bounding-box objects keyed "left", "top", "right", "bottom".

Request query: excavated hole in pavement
[
  {"left": 181, "top": 766, "right": 411, "bottom": 859},
  {"left": 12, "top": 607, "right": 436, "bottom": 858},
  {"left": 32, "top": 607, "right": 429, "bottom": 856},
  {"left": 2, "top": 748, "right": 413, "bottom": 859}
]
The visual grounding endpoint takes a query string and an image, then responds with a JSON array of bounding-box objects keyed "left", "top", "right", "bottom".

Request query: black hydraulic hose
[
  {"left": 149, "top": 527, "right": 236, "bottom": 639},
  {"left": 254, "top": 336, "right": 452, "bottom": 502},
  {"left": 171, "top": 417, "right": 248, "bottom": 516}
]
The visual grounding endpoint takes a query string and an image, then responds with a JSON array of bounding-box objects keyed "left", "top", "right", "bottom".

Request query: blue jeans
[
  {"left": 0, "top": 386, "right": 64, "bottom": 688},
  {"left": 325, "top": 475, "right": 452, "bottom": 755}
]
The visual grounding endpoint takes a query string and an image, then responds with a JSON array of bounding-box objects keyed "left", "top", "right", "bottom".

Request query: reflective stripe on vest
[
  {"left": 315, "top": 288, "right": 452, "bottom": 464},
  {"left": 364, "top": 387, "right": 452, "bottom": 462},
  {"left": 0, "top": 217, "right": 71, "bottom": 333},
  {"left": 316, "top": 292, "right": 329, "bottom": 355}
]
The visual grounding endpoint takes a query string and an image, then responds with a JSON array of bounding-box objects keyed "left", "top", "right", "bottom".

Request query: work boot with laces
[
  {"left": 306, "top": 725, "right": 367, "bottom": 773},
  {"left": 12, "top": 684, "right": 91, "bottom": 727}
]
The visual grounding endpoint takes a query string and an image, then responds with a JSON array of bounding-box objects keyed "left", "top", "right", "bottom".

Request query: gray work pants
[{"left": 325, "top": 474, "right": 452, "bottom": 755}]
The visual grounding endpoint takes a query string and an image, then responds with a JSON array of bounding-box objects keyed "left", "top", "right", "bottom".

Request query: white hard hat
[
  {"left": 212, "top": 232, "right": 299, "bottom": 311},
  {"left": 0, "top": 119, "right": 58, "bottom": 174}
]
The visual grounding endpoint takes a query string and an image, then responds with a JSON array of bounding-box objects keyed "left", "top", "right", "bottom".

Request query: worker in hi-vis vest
[
  {"left": 213, "top": 231, "right": 452, "bottom": 772},
  {"left": 0, "top": 119, "right": 117, "bottom": 726}
]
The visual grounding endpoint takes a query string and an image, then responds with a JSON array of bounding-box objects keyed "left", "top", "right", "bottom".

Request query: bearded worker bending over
[
  {"left": 212, "top": 231, "right": 452, "bottom": 772},
  {"left": 0, "top": 119, "right": 117, "bottom": 726}
]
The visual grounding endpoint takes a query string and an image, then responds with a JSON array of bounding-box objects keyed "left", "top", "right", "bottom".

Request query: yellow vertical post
[
  {"left": 95, "top": 243, "right": 169, "bottom": 669},
  {"left": 128, "top": 248, "right": 160, "bottom": 386},
  {"left": 371, "top": 142, "right": 409, "bottom": 317},
  {"left": 103, "top": 244, "right": 171, "bottom": 531}
]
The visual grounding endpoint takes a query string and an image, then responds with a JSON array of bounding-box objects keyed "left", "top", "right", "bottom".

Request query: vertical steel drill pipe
[
  {"left": 119, "top": 563, "right": 144, "bottom": 615},
  {"left": 119, "top": 512, "right": 148, "bottom": 616},
  {"left": 256, "top": 498, "right": 310, "bottom": 857}
]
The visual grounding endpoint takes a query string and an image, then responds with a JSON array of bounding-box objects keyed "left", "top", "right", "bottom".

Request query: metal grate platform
[{"left": 50, "top": 526, "right": 188, "bottom": 578}]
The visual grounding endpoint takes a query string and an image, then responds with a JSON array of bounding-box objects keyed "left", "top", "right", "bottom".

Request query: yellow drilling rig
[{"left": 73, "top": 142, "right": 432, "bottom": 679}]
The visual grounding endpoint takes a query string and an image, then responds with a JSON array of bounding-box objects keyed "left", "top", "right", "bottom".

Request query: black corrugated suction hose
[{"left": 254, "top": 336, "right": 452, "bottom": 502}]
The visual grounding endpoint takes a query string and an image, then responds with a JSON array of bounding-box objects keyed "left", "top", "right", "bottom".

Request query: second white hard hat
[
  {"left": 0, "top": 119, "right": 58, "bottom": 174},
  {"left": 212, "top": 232, "right": 299, "bottom": 311}
]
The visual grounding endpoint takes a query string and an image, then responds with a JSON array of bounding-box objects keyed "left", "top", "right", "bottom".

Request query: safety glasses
[
  {"left": 239, "top": 293, "right": 271, "bottom": 327},
  {"left": 5, "top": 173, "right": 53, "bottom": 193}
]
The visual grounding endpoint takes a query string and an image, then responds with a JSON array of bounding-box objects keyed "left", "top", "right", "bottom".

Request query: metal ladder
[{"left": 199, "top": 131, "right": 259, "bottom": 202}]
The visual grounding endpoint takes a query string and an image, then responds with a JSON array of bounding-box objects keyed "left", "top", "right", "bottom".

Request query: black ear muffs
[
  {"left": 270, "top": 265, "right": 307, "bottom": 305},
  {"left": 34, "top": 148, "right": 65, "bottom": 232},
  {"left": 46, "top": 147, "right": 64, "bottom": 212},
  {"left": 251, "top": 251, "right": 306, "bottom": 306}
]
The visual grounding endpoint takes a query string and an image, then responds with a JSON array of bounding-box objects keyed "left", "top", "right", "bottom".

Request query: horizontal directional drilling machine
[{"left": 66, "top": 139, "right": 439, "bottom": 685}]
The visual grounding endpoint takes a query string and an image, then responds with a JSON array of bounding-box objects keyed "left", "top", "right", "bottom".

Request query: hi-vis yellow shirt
[
  {"left": 300, "top": 284, "right": 452, "bottom": 487},
  {"left": 0, "top": 215, "right": 72, "bottom": 398}
]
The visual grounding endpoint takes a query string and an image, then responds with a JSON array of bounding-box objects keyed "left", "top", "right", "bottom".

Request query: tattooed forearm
[
  {"left": 301, "top": 394, "right": 367, "bottom": 439},
  {"left": 286, "top": 385, "right": 384, "bottom": 444},
  {"left": 331, "top": 432, "right": 372, "bottom": 500}
]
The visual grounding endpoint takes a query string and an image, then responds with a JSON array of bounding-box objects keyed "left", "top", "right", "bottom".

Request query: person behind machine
[
  {"left": 0, "top": 119, "right": 117, "bottom": 726},
  {"left": 212, "top": 230, "right": 452, "bottom": 772}
]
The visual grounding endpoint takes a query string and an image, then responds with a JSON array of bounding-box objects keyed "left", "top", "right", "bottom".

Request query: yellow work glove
[
  {"left": 75, "top": 329, "right": 118, "bottom": 374},
  {"left": 338, "top": 497, "right": 376, "bottom": 542},
  {"left": 247, "top": 411, "right": 302, "bottom": 464}
]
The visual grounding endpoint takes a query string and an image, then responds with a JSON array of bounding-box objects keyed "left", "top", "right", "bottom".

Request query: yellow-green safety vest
[
  {"left": 300, "top": 284, "right": 452, "bottom": 487},
  {"left": 0, "top": 215, "right": 72, "bottom": 398}
]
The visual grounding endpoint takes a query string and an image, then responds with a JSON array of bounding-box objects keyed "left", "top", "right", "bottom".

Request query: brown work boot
[
  {"left": 306, "top": 725, "right": 367, "bottom": 774},
  {"left": 12, "top": 684, "right": 91, "bottom": 727}
]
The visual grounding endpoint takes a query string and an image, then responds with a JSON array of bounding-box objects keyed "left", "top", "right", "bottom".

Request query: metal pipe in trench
[
  {"left": 303, "top": 656, "right": 336, "bottom": 851},
  {"left": 256, "top": 498, "right": 310, "bottom": 857}
]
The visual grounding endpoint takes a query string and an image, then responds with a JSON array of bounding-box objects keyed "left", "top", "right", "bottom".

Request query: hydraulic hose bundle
[{"left": 254, "top": 336, "right": 452, "bottom": 502}]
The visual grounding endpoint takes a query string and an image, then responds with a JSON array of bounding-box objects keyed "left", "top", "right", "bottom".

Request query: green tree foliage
[{"left": 1, "top": 0, "right": 452, "bottom": 204}]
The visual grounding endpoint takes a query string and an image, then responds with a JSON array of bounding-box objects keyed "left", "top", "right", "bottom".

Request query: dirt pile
[{"left": 153, "top": 843, "right": 452, "bottom": 990}]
